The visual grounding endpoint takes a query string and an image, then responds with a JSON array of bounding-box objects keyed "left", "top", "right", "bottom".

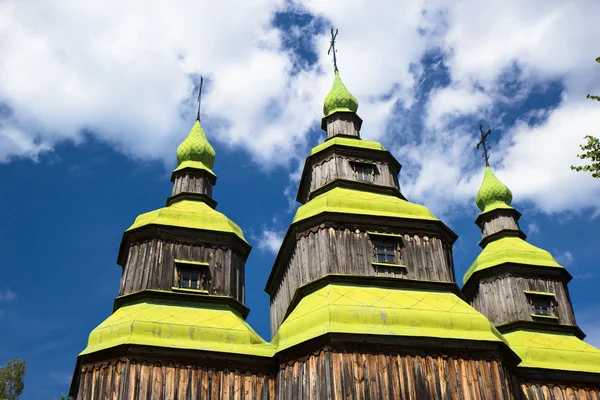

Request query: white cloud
[
  {"left": 256, "top": 229, "right": 285, "bottom": 255},
  {"left": 527, "top": 223, "right": 540, "bottom": 235},
  {"left": 555, "top": 250, "right": 574, "bottom": 266},
  {"left": 426, "top": 86, "right": 492, "bottom": 128},
  {"left": 1, "top": 0, "right": 599, "bottom": 217},
  {"left": 0, "top": 288, "right": 16, "bottom": 302},
  {"left": 0, "top": 0, "right": 325, "bottom": 167}
]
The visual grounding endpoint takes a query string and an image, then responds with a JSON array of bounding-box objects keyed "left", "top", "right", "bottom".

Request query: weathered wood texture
[
  {"left": 304, "top": 155, "right": 399, "bottom": 201},
  {"left": 172, "top": 172, "right": 213, "bottom": 197},
  {"left": 521, "top": 381, "right": 600, "bottom": 399},
  {"left": 278, "top": 348, "right": 522, "bottom": 400},
  {"left": 119, "top": 239, "right": 245, "bottom": 303},
  {"left": 481, "top": 212, "right": 521, "bottom": 239},
  {"left": 469, "top": 274, "right": 576, "bottom": 326},
  {"left": 270, "top": 227, "right": 455, "bottom": 334},
  {"left": 325, "top": 114, "right": 360, "bottom": 139},
  {"left": 76, "top": 358, "right": 276, "bottom": 400}
]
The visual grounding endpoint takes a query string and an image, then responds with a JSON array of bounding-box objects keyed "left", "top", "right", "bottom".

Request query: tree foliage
[
  {"left": 571, "top": 57, "right": 600, "bottom": 178},
  {"left": 571, "top": 135, "right": 600, "bottom": 178},
  {"left": 587, "top": 57, "right": 600, "bottom": 101},
  {"left": 0, "top": 358, "right": 26, "bottom": 400}
]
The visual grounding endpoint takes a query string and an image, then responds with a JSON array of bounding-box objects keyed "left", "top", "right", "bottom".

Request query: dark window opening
[
  {"left": 180, "top": 268, "right": 200, "bottom": 289},
  {"left": 352, "top": 163, "right": 376, "bottom": 183},
  {"left": 532, "top": 297, "right": 552, "bottom": 316},
  {"left": 374, "top": 238, "right": 396, "bottom": 263}
]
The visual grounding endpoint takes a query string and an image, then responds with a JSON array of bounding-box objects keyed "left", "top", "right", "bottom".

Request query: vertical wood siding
[
  {"left": 119, "top": 239, "right": 245, "bottom": 303},
  {"left": 481, "top": 213, "right": 521, "bottom": 239},
  {"left": 172, "top": 172, "right": 213, "bottom": 197},
  {"left": 77, "top": 358, "right": 276, "bottom": 400},
  {"left": 278, "top": 349, "right": 523, "bottom": 400},
  {"left": 306, "top": 156, "right": 399, "bottom": 201},
  {"left": 324, "top": 115, "right": 360, "bottom": 139},
  {"left": 521, "top": 381, "right": 600, "bottom": 399},
  {"left": 469, "top": 274, "right": 576, "bottom": 326},
  {"left": 270, "top": 227, "right": 454, "bottom": 335}
]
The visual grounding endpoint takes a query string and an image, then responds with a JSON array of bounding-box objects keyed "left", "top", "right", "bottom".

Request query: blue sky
[{"left": 1, "top": 1, "right": 600, "bottom": 398}]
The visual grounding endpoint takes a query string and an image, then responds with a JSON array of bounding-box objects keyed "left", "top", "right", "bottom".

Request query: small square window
[
  {"left": 532, "top": 297, "right": 552, "bottom": 316},
  {"left": 373, "top": 238, "right": 396, "bottom": 264},
  {"left": 352, "top": 163, "right": 376, "bottom": 183},
  {"left": 180, "top": 268, "right": 201, "bottom": 289}
]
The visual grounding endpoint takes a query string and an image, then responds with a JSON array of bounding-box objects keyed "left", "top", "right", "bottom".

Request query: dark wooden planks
[
  {"left": 119, "top": 239, "right": 246, "bottom": 303},
  {"left": 469, "top": 274, "right": 576, "bottom": 327},
  {"left": 270, "top": 227, "right": 454, "bottom": 334},
  {"left": 277, "top": 348, "right": 522, "bottom": 400},
  {"left": 76, "top": 358, "right": 276, "bottom": 400}
]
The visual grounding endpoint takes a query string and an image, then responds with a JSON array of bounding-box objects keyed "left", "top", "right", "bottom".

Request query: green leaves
[
  {"left": 571, "top": 135, "right": 600, "bottom": 179},
  {"left": 0, "top": 358, "right": 26, "bottom": 400}
]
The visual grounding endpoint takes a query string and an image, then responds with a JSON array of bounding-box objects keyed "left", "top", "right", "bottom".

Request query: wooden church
[{"left": 69, "top": 34, "right": 600, "bottom": 399}]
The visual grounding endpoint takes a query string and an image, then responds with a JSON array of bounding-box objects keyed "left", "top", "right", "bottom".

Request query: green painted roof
[
  {"left": 503, "top": 329, "right": 600, "bottom": 374},
  {"left": 475, "top": 167, "right": 514, "bottom": 214},
  {"left": 310, "top": 137, "right": 386, "bottom": 155},
  {"left": 127, "top": 199, "right": 246, "bottom": 242},
  {"left": 176, "top": 120, "right": 216, "bottom": 168},
  {"left": 323, "top": 71, "right": 358, "bottom": 117},
  {"left": 81, "top": 298, "right": 275, "bottom": 357},
  {"left": 293, "top": 187, "right": 438, "bottom": 224},
  {"left": 463, "top": 236, "right": 562, "bottom": 284},
  {"left": 272, "top": 283, "right": 508, "bottom": 352},
  {"left": 173, "top": 160, "right": 216, "bottom": 178}
]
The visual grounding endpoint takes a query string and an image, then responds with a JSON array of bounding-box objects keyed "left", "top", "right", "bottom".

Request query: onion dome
[
  {"left": 176, "top": 120, "right": 215, "bottom": 168},
  {"left": 323, "top": 71, "right": 358, "bottom": 116},
  {"left": 475, "top": 167, "right": 513, "bottom": 213}
]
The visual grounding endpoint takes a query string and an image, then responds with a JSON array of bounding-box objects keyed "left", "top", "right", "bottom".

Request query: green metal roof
[
  {"left": 503, "top": 329, "right": 600, "bottom": 374},
  {"left": 173, "top": 160, "right": 216, "bottom": 178},
  {"left": 475, "top": 167, "right": 514, "bottom": 214},
  {"left": 293, "top": 186, "right": 438, "bottom": 224},
  {"left": 272, "top": 283, "right": 508, "bottom": 352},
  {"left": 323, "top": 71, "right": 358, "bottom": 117},
  {"left": 176, "top": 120, "right": 216, "bottom": 168},
  {"left": 81, "top": 298, "right": 275, "bottom": 357},
  {"left": 310, "top": 137, "right": 386, "bottom": 155},
  {"left": 463, "top": 236, "right": 562, "bottom": 284},
  {"left": 127, "top": 199, "right": 246, "bottom": 242}
]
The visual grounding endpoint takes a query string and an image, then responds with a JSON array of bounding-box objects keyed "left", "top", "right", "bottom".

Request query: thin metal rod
[
  {"left": 477, "top": 124, "right": 492, "bottom": 167},
  {"left": 196, "top": 76, "right": 203, "bottom": 121},
  {"left": 328, "top": 28, "right": 339, "bottom": 72}
]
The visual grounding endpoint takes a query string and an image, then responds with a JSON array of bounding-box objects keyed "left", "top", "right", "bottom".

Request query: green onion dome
[
  {"left": 475, "top": 167, "right": 513, "bottom": 213},
  {"left": 176, "top": 120, "right": 215, "bottom": 168},
  {"left": 323, "top": 71, "right": 358, "bottom": 117}
]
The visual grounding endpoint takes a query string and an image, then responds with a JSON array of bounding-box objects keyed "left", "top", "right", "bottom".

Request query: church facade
[{"left": 69, "top": 56, "right": 600, "bottom": 399}]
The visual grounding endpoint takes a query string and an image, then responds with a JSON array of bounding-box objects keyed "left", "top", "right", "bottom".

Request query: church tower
[
  {"left": 69, "top": 89, "right": 278, "bottom": 398},
  {"left": 462, "top": 162, "right": 600, "bottom": 397},
  {"left": 264, "top": 31, "right": 522, "bottom": 399}
]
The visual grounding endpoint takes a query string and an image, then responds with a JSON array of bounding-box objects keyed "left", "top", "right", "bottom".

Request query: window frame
[
  {"left": 367, "top": 232, "right": 404, "bottom": 267},
  {"left": 524, "top": 291, "right": 558, "bottom": 321},
  {"left": 351, "top": 162, "right": 377, "bottom": 183},
  {"left": 174, "top": 259, "right": 210, "bottom": 292}
]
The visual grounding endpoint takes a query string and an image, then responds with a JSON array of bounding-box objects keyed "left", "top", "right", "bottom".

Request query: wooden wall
[
  {"left": 172, "top": 171, "right": 213, "bottom": 197},
  {"left": 324, "top": 114, "right": 360, "bottom": 139},
  {"left": 76, "top": 358, "right": 276, "bottom": 400},
  {"left": 277, "top": 348, "right": 522, "bottom": 400},
  {"left": 468, "top": 274, "right": 576, "bottom": 326},
  {"left": 119, "top": 239, "right": 245, "bottom": 303},
  {"left": 520, "top": 381, "right": 600, "bottom": 399},
  {"left": 481, "top": 212, "right": 521, "bottom": 239},
  {"left": 304, "top": 155, "right": 399, "bottom": 202},
  {"left": 270, "top": 227, "right": 454, "bottom": 334}
]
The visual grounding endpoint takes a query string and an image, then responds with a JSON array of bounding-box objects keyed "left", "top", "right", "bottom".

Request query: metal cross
[
  {"left": 476, "top": 124, "right": 492, "bottom": 167},
  {"left": 196, "top": 76, "right": 204, "bottom": 121},
  {"left": 328, "top": 28, "right": 339, "bottom": 72}
]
